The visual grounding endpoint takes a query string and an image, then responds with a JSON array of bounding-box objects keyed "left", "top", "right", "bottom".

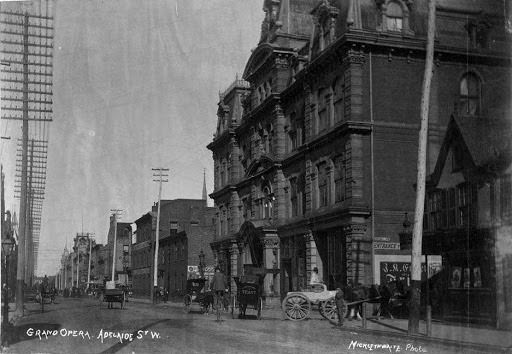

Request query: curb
[{"left": 333, "top": 321, "right": 511, "bottom": 353}]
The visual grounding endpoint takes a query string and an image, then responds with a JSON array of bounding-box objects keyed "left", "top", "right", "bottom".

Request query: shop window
[{"left": 459, "top": 73, "right": 481, "bottom": 116}]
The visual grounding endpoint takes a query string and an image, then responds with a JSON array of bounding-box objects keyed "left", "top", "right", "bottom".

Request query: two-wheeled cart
[
  {"left": 232, "top": 275, "right": 263, "bottom": 319},
  {"left": 281, "top": 283, "right": 337, "bottom": 321},
  {"left": 183, "top": 278, "right": 209, "bottom": 313},
  {"left": 100, "top": 288, "right": 125, "bottom": 309}
]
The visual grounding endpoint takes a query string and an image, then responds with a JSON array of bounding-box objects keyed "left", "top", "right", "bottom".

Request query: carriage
[
  {"left": 232, "top": 274, "right": 263, "bottom": 319},
  {"left": 281, "top": 283, "right": 338, "bottom": 321},
  {"left": 183, "top": 278, "right": 209, "bottom": 313},
  {"left": 100, "top": 282, "right": 126, "bottom": 309}
]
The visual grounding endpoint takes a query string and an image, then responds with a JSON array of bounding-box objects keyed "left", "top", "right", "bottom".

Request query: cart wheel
[
  {"left": 282, "top": 293, "right": 311, "bottom": 321},
  {"left": 231, "top": 295, "right": 236, "bottom": 319},
  {"left": 257, "top": 297, "right": 263, "bottom": 320},
  {"left": 183, "top": 294, "right": 192, "bottom": 313},
  {"left": 321, "top": 298, "right": 338, "bottom": 322}
]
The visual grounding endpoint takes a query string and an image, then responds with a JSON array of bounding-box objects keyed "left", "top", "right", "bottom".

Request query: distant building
[{"left": 131, "top": 178, "right": 215, "bottom": 298}]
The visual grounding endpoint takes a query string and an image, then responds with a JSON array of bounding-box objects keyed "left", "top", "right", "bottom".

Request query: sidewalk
[{"left": 129, "top": 297, "right": 511, "bottom": 352}]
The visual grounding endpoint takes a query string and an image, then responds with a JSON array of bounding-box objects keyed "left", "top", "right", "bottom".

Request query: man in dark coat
[{"left": 335, "top": 288, "right": 347, "bottom": 326}]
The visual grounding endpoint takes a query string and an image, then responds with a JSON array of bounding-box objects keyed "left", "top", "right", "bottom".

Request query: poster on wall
[
  {"left": 451, "top": 267, "right": 462, "bottom": 288},
  {"left": 473, "top": 267, "right": 482, "bottom": 288},
  {"left": 464, "top": 267, "right": 471, "bottom": 288}
]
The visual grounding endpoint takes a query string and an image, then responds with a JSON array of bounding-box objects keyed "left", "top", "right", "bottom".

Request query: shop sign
[
  {"left": 374, "top": 237, "right": 391, "bottom": 242},
  {"left": 374, "top": 242, "right": 401, "bottom": 250}
]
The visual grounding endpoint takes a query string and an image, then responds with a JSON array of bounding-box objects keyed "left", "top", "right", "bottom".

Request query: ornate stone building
[{"left": 208, "top": 0, "right": 511, "bottom": 304}]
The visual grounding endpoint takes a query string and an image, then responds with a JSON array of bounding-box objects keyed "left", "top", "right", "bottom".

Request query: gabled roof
[{"left": 430, "top": 114, "right": 512, "bottom": 185}]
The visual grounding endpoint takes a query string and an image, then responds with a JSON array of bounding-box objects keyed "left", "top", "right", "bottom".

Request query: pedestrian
[
  {"left": 210, "top": 267, "right": 228, "bottom": 309},
  {"left": 335, "top": 288, "right": 347, "bottom": 326},
  {"left": 310, "top": 267, "right": 321, "bottom": 284},
  {"left": 163, "top": 288, "right": 169, "bottom": 303}
]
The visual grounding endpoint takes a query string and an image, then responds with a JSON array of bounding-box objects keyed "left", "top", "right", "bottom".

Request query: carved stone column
[
  {"left": 261, "top": 234, "right": 280, "bottom": 297},
  {"left": 344, "top": 223, "right": 370, "bottom": 286},
  {"left": 229, "top": 241, "right": 239, "bottom": 293}
]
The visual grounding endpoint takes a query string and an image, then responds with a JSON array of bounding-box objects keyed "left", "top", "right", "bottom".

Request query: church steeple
[{"left": 202, "top": 169, "right": 207, "bottom": 204}]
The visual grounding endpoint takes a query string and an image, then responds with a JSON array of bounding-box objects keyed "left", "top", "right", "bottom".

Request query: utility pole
[
  {"left": 152, "top": 168, "right": 168, "bottom": 303},
  {"left": 1, "top": 4, "right": 54, "bottom": 316},
  {"left": 110, "top": 210, "right": 123, "bottom": 283},
  {"left": 409, "top": 0, "right": 436, "bottom": 335},
  {"left": 87, "top": 233, "right": 94, "bottom": 288}
]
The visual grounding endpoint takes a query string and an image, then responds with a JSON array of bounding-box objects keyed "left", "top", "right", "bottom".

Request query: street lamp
[
  {"left": 199, "top": 250, "right": 205, "bottom": 279},
  {"left": 2, "top": 237, "right": 15, "bottom": 346}
]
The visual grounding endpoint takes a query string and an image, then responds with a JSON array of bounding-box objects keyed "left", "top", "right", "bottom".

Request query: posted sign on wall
[{"left": 380, "top": 260, "right": 442, "bottom": 286}]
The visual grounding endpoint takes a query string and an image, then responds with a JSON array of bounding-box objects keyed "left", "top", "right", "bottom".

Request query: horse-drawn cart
[
  {"left": 232, "top": 275, "right": 263, "bottom": 319},
  {"left": 101, "top": 288, "right": 125, "bottom": 309},
  {"left": 281, "top": 284, "right": 337, "bottom": 321},
  {"left": 183, "top": 278, "right": 209, "bottom": 313}
]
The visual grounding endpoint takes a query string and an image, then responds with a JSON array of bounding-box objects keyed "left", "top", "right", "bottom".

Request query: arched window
[
  {"left": 459, "top": 73, "right": 481, "bottom": 116},
  {"left": 386, "top": 2, "right": 403, "bottom": 31}
]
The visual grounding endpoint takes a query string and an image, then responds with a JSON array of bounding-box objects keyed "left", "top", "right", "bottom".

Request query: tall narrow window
[
  {"left": 334, "top": 155, "right": 346, "bottom": 202},
  {"left": 318, "top": 162, "right": 328, "bottom": 207},
  {"left": 318, "top": 88, "right": 328, "bottom": 132},
  {"left": 290, "top": 178, "right": 298, "bottom": 217},
  {"left": 459, "top": 73, "right": 481, "bottom": 116},
  {"left": 500, "top": 175, "right": 512, "bottom": 219}
]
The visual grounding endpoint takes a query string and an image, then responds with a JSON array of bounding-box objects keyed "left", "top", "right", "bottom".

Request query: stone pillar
[
  {"left": 230, "top": 192, "right": 241, "bottom": 234},
  {"left": 344, "top": 223, "right": 370, "bottom": 286},
  {"left": 273, "top": 104, "right": 286, "bottom": 160},
  {"left": 305, "top": 159, "right": 313, "bottom": 213},
  {"left": 273, "top": 169, "right": 286, "bottom": 224},
  {"left": 305, "top": 231, "right": 323, "bottom": 283},
  {"left": 229, "top": 241, "right": 239, "bottom": 293},
  {"left": 230, "top": 136, "right": 240, "bottom": 183},
  {"left": 261, "top": 234, "right": 280, "bottom": 297}
]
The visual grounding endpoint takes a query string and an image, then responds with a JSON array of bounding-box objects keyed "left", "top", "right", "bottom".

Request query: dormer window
[
  {"left": 386, "top": 2, "right": 403, "bottom": 31},
  {"left": 377, "top": 0, "right": 413, "bottom": 35}
]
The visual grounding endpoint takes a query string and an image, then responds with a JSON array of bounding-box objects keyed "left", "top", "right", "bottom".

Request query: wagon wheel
[
  {"left": 282, "top": 293, "right": 311, "bottom": 321},
  {"left": 183, "top": 294, "right": 192, "bottom": 313},
  {"left": 257, "top": 297, "right": 263, "bottom": 320},
  {"left": 321, "top": 297, "right": 338, "bottom": 322},
  {"left": 231, "top": 295, "right": 236, "bottom": 319}
]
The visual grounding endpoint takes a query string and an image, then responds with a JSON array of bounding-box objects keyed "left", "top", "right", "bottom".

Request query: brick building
[
  {"left": 208, "top": 0, "right": 511, "bottom": 303},
  {"left": 131, "top": 181, "right": 215, "bottom": 298}
]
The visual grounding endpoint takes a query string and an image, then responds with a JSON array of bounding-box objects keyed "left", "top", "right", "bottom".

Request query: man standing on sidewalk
[{"left": 335, "top": 288, "right": 347, "bottom": 326}]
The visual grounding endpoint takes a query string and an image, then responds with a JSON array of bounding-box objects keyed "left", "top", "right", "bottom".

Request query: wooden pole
[{"left": 408, "top": 0, "right": 436, "bottom": 335}]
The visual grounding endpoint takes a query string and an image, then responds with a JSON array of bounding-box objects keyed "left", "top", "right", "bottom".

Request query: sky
[{"left": 1, "top": 0, "right": 262, "bottom": 276}]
